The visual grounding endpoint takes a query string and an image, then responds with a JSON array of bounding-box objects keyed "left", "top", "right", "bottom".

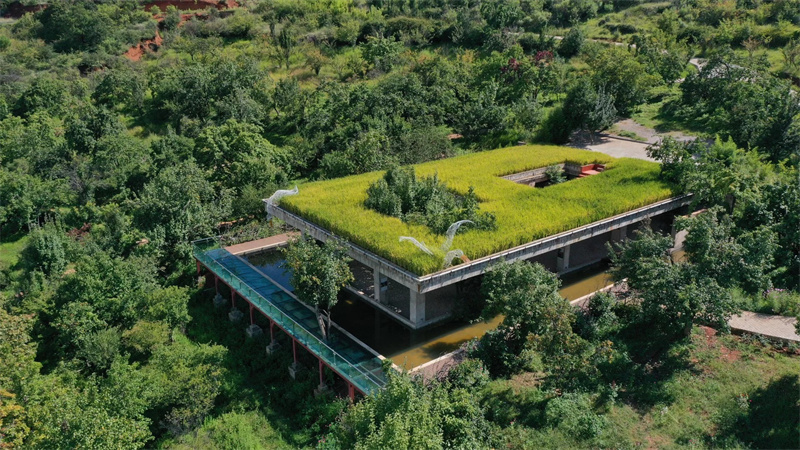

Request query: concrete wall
[{"left": 267, "top": 195, "right": 692, "bottom": 329}]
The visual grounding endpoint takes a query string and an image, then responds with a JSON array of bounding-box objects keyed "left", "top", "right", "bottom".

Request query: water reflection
[{"left": 246, "top": 247, "right": 614, "bottom": 370}]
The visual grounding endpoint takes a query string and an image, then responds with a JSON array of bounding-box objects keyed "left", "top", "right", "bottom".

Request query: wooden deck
[{"left": 224, "top": 232, "right": 299, "bottom": 255}]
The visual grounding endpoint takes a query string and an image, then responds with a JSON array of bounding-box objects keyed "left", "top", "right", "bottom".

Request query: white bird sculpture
[
  {"left": 443, "top": 249, "right": 464, "bottom": 268},
  {"left": 399, "top": 236, "right": 434, "bottom": 255},
  {"left": 399, "top": 220, "right": 473, "bottom": 269},
  {"left": 441, "top": 220, "right": 474, "bottom": 252},
  {"left": 266, "top": 185, "right": 299, "bottom": 206}
]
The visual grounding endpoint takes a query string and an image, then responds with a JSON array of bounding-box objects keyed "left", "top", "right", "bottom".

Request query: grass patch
[
  {"left": 281, "top": 145, "right": 676, "bottom": 275},
  {"left": 610, "top": 126, "right": 648, "bottom": 141},
  {"left": 0, "top": 231, "right": 28, "bottom": 272}
]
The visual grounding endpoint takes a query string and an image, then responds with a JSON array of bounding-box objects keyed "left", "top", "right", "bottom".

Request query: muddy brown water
[
  {"left": 334, "top": 265, "right": 614, "bottom": 370},
  {"left": 245, "top": 249, "right": 614, "bottom": 370}
]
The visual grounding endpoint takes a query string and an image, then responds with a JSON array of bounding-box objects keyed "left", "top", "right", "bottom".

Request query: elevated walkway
[
  {"left": 193, "top": 238, "right": 386, "bottom": 395},
  {"left": 224, "top": 232, "right": 298, "bottom": 255}
]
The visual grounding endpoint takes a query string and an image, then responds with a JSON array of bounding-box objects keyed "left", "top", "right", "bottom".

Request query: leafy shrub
[
  {"left": 545, "top": 393, "right": 607, "bottom": 439},
  {"left": 558, "top": 27, "right": 586, "bottom": 58},
  {"left": 77, "top": 327, "right": 122, "bottom": 373},
  {"left": 577, "top": 291, "right": 621, "bottom": 341},
  {"left": 362, "top": 36, "right": 404, "bottom": 72},
  {"left": 472, "top": 328, "right": 534, "bottom": 378},
  {"left": 23, "top": 219, "right": 67, "bottom": 277},
  {"left": 448, "top": 358, "right": 490, "bottom": 389},
  {"left": 171, "top": 411, "right": 289, "bottom": 450},
  {"left": 544, "top": 165, "right": 567, "bottom": 184},
  {"left": 364, "top": 166, "right": 496, "bottom": 234},
  {"left": 737, "top": 288, "right": 800, "bottom": 317}
]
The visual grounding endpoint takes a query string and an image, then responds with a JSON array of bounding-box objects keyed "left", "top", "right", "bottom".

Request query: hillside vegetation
[{"left": 0, "top": 0, "right": 797, "bottom": 448}]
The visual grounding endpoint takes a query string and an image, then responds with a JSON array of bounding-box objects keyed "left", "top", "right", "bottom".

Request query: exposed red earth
[
  {"left": 143, "top": 0, "right": 238, "bottom": 12},
  {"left": 125, "top": 0, "right": 238, "bottom": 61},
  {"left": 124, "top": 29, "right": 164, "bottom": 62}
]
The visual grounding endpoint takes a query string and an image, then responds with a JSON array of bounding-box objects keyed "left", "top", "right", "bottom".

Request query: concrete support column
[
  {"left": 214, "top": 275, "right": 219, "bottom": 294},
  {"left": 373, "top": 268, "right": 388, "bottom": 304},
  {"left": 373, "top": 268, "right": 382, "bottom": 304},
  {"left": 231, "top": 290, "right": 237, "bottom": 308},
  {"left": 556, "top": 245, "right": 571, "bottom": 272},
  {"left": 409, "top": 291, "right": 426, "bottom": 326},
  {"left": 249, "top": 303, "right": 254, "bottom": 325},
  {"left": 611, "top": 225, "right": 628, "bottom": 242}
]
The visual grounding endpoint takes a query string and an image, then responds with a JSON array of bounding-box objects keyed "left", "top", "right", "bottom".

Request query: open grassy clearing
[{"left": 281, "top": 145, "right": 675, "bottom": 275}]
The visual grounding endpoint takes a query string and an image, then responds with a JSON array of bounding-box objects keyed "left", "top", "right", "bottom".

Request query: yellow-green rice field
[{"left": 281, "top": 145, "right": 675, "bottom": 275}]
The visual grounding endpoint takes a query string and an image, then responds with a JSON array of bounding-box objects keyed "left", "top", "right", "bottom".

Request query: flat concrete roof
[
  {"left": 275, "top": 146, "right": 678, "bottom": 276},
  {"left": 268, "top": 194, "right": 691, "bottom": 294}
]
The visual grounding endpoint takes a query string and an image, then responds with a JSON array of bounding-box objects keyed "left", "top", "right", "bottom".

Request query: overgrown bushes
[{"left": 364, "top": 166, "right": 496, "bottom": 234}]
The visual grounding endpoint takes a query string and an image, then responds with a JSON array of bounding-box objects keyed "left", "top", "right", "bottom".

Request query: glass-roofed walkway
[{"left": 192, "top": 237, "right": 387, "bottom": 396}]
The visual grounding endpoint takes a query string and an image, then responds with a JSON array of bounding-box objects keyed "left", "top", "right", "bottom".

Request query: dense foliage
[
  {"left": 0, "top": 0, "right": 798, "bottom": 448},
  {"left": 364, "top": 165, "right": 496, "bottom": 234}
]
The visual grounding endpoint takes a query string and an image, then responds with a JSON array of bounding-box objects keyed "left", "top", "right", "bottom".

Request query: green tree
[
  {"left": 22, "top": 369, "right": 152, "bottom": 449},
  {"left": 277, "top": 25, "right": 296, "bottom": 69},
  {"left": 36, "top": 1, "right": 113, "bottom": 53},
  {"left": 479, "top": 260, "right": 580, "bottom": 376},
  {"left": 609, "top": 225, "right": 738, "bottom": 337},
  {"left": 324, "top": 371, "right": 491, "bottom": 449},
  {"left": 362, "top": 36, "right": 404, "bottom": 73},
  {"left": 589, "top": 46, "right": 659, "bottom": 116},
  {"left": 564, "top": 79, "right": 617, "bottom": 135},
  {"left": 679, "top": 55, "right": 800, "bottom": 164},
  {"left": 282, "top": 234, "right": 353, "bottom": 341},
  {"left": 13, "top": 76, "right": 69, "bottom": 118},
  {"left": 163, "top": 5, "right": 181, "bottom": 31},
  {"left": 22, "top": 218, "right": 67, "bottom": 277},
  {"left": 133, "top": 160, "right": 233, "bottom": 267},
  {"left": 146, "top": 337, "right": 226, "bottom": 437},
  {"left": 558, "top": 26, "right": 586, "bottom": 58}
]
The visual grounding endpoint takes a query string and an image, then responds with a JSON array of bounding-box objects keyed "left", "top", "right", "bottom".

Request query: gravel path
[{"left": 569, "top": 119, "right": 699, "bottom": 161}]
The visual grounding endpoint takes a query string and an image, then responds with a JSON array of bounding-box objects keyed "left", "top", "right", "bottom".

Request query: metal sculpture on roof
[
  {"left": 399, "top": 220, "right": 472, "bottom": 269},
  {"left": 266, "top": 185, "right": 299, "bottom": 206}
]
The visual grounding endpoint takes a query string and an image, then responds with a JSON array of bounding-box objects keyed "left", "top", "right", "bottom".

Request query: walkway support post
[
  {"left": 249, "top": 303, "right": 254, "bottom": 325},
  {"left": 288, "top": 338, "right": 299, "bottom": 379},
  {"left": 266, "top": 319, "right": 280, "bottom": 354},
  {"left": 348, "top": 383, "right": 355, "bottom": 402},
  {"left": 231, "top": 290, "right": 236, "bottom": 308},
  {"left": 214, "top": 275, "right": 219, "bottom": 293},
  {"left": 196, "top": 259, "right": 201, "bottom": 276}
]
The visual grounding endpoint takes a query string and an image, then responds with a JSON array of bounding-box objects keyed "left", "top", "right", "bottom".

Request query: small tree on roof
[{"left": 283, "top": 234, "right": 353, "bottom": 342}]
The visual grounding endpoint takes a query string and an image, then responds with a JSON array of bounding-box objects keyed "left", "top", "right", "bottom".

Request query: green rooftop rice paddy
[{"left": 280, "top": 145, "right": 675, "bottom": 275}]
